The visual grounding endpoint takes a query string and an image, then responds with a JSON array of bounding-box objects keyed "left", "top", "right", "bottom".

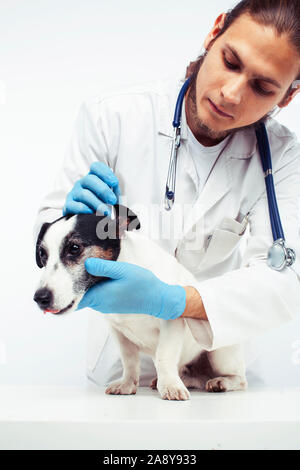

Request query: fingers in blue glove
[
  {"left": 84, "top": 257, "right": 128, "bottom": 279},
  {"left": 81, "top": 174, "right": 118, "bottom": 205},
  {"left": 89, "top": 162, "right": 121, "bottom": 201},
  {"left": 63, "top": 200, "right": 94, "bottom": 216},
  {"left": 64, "top": 162, "right": 121, "bottom": 216}
]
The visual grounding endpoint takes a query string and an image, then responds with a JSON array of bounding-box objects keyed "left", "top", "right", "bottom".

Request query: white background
[{"left": 0, "top": 0, "right": 300, "bottom": 386}]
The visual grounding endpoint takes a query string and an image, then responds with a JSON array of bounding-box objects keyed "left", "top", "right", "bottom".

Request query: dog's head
[{"left": 33, "top": 205, "right": 140, "bottom": 315}]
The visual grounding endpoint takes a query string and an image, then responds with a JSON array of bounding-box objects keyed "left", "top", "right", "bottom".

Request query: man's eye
[
  {"left": 68, "top": 244, "right": 81, "bottom": 255},
  {"left": 253, "top": 82, "right": 273, "bottom": 96},
  {"left": 223, "top": 56, "right": 238, "bottom": 70}
]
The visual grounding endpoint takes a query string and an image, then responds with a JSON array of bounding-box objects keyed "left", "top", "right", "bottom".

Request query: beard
[{"left": 186, "top": 52, "right": 277, "bottom": 142}]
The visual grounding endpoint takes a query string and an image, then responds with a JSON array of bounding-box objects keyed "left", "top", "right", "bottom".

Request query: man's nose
[
  {"left": 221, "top": 76, "right": 245, "bottom": 105},
  {"left": 33, "top": 288, "right": 53, "bottom": 309}
]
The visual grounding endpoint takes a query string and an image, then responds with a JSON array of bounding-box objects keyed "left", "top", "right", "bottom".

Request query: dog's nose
[{"left": 33, "top": 288, "right": 53, "bottom": 309}]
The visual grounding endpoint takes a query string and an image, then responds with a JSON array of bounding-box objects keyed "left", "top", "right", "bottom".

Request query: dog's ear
[
  {"left": 114, "top": 204, "right": 141, "bottom": 237},
  {"left": 35, "top": 222, "right": 51, "bottom": 268}
]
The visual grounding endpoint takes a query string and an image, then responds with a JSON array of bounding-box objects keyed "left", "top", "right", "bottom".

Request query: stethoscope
[{"left": 164, "top": 77, "right": 296, "bottom": 271}]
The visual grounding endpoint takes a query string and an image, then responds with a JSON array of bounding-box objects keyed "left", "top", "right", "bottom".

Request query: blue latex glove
[
  {"left": 63, "top": 162, "right": 121, "bottom": 216},
  {"left": 77, "top": 258, "right": 186, "bottom": 320}
]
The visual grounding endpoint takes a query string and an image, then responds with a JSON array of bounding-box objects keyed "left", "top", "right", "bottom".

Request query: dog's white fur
[
  {"left": 106, "top": 230, "right": 247, "bottom": 399},
  {"left": 35, "top": 216, "right": 247, "bottom": 400}
]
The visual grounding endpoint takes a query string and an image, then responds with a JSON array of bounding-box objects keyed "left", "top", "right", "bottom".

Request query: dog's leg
[
  {"left": 154, "top": 318, "right": 190, "bottom": 401},
  {"left": 206, "top": 344, "right": 247, "bottom": 392},
  {"left": 105, "top": 327, "right": 140, "bottom": 395},
  {"left": 151, "top": 350, "right": 210, "bottom": 391}
]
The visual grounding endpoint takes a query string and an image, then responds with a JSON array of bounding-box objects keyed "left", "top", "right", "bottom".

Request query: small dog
[{"left": 34, "top": 205, "right": 247, "bottom": 400}]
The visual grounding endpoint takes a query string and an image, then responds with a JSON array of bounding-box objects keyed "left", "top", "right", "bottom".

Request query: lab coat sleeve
[
  {"left": 186, "top": 142, "right": 300, "bottom": 351},
  {"left": 33, "top": 99, "right": 113, "bottom": 244}
]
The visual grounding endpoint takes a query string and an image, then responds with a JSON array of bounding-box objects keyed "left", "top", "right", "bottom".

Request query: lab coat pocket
[{"left": 199, "top": 216, "right": 247, "bottom": 270}]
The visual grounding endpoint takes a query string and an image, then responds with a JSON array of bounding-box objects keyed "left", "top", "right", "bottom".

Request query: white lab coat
[{"left": 34, "top": 77, "right": 300, "bottom": 384}]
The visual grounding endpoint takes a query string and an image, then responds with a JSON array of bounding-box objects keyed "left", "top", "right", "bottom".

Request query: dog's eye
[
  {"left": 39, "top": 247, "right": 48, "bottom": 266},
  {"left": 68, "top": 244, "right": 81, "bottom": 256}
]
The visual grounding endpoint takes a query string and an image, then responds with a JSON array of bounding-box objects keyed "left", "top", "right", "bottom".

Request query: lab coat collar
[{"left": 158, "top": 78, "right": 257, "bottom": 160}]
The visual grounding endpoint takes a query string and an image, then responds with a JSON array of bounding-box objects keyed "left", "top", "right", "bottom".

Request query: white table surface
[{"left": 0, "top": 383, "right": 300, "bottom": 450}]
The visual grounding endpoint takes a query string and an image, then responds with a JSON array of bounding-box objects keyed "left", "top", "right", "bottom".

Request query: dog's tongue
[{"left": 43, "top": 309, "right": 60, "bottom": 315}]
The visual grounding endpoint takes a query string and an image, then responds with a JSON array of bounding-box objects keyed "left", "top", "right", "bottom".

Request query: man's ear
[
  {"left": 204, "top": 12, "right": 227, "bottom": 51},
  {"left": 35, "top": 222, "right": 51, "bottom": 268},
  {"left": 114, "top": 204, "right": 141, "bottom": 237}
]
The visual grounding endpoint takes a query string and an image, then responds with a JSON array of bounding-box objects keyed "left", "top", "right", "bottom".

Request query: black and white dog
[{"left": 34, "top": 205, "right": 247, "bottom": 400}]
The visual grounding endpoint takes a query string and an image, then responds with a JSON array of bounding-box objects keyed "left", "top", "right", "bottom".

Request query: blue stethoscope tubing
[
  {"left": 255, "top": 122, "right": 284, "bottom": 241},
  {"left": 165, "top": 78, "right": 296, "bottom": 271},
  {"left": 165, "top": 78, "right": 191, "bottom": 205}
]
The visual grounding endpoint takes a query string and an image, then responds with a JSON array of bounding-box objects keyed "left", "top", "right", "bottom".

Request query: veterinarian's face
[
  {"left": 34, "top": 216, "right": 116, "bottom": 315},
  {"left": 189, "top": 12, "right": 300, "bottom": 141}
]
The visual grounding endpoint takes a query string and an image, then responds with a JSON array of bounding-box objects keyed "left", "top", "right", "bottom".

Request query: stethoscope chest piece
[{"left": 267, "top": 239, "right": 296, "bottom": 271}]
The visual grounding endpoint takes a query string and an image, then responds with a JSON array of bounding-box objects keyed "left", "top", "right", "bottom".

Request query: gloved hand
[
  {"left": 63, "top": 162, "right": 120, "bottom": 216},
  {"left": 77, "top": 258, "right": 186, "bottom": 320}
]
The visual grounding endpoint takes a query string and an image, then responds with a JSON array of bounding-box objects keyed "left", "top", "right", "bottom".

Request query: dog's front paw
[
  {"left": 157, "top": 377, "right": 190, "bottom": 401},
  {"left": 105, "top": 380, "right": 138, "bottom": 395}
]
